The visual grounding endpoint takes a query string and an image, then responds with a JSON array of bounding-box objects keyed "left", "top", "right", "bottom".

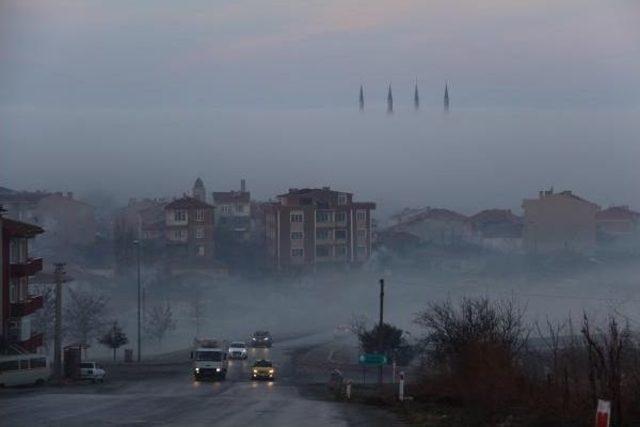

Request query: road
[{"left": 0, "top": 334, "right": 403, "bottom": 426}]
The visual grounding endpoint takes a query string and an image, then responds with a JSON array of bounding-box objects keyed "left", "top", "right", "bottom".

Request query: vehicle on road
[
  {"left": 251, "top": 359, "right": 275, "bottom": 381},
  {"left": 192, "top": 345, "right": 228, "bottom": 381},
  {"left": 80, "top": 362, "right": 106, "bottom": 383},
  {"left": 0, "top": 355, "right": 50, "bottom": 387},
  {"left": 251, "top": 331, "right": 272, "bottom": 348},
  {"left": 228, "top": 341, "right": 248, "bottom": 359}
]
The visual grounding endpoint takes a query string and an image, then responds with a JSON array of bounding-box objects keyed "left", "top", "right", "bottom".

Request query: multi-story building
[
  {"left": 264, "top": 187, "right": 375, "bottom": 270},
  {"left": 1, "top": 208, "right": 45, "bottom": 354},
  {"left": 212, "top": 179, "right": 251, "bottom": 241},
  {"left": 522, "top": 189, "right": 600, "bottom": 255},
  {"left": 388, "top": 207, "right": 472, "bottom": 247},
  {"left": 0, "top": 187, "right": 96, "bottom": 255},
  {"left": 164, "top": 195, "right": 215, "bottom": 263}
]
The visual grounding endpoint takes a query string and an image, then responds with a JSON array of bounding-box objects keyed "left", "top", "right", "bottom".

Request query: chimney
[{"left": 241, "top": 179, "right": 246, "bottom": 193}]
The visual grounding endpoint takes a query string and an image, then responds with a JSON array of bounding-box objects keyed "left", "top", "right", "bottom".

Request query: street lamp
[{"left": 133, "top": 240, "right": 141, "bottom": 362}]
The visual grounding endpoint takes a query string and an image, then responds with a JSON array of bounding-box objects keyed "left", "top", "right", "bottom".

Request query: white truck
[{"left": 191, "top": 339, "right": 228, "bottom": 381}]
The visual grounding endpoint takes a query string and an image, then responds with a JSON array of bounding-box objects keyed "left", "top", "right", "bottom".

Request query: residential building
[
  {"left": 164, "top": 196, "right": 215, "bottom": 263},
  {"left": 0, "top": 188, "right": 96, "bottom": 254},
  {"left": 596, "top": 206, "right": 640, "bottom": 236},
  {"left": 1, "top": 208, "right": 45, "bottom": 354},
  {"left": 469, "top": 209, "right": 523, "bottom": 253},
  {"left": 390, "top": 208, "right": 472, "bottom": 247},
  {"left": 264, "top": 187, "right": 375, "bottom": 270},
  {"left": 522, "top": 189, "right": 600, "bottom": 255},
  {"left": 212, "top": 179, "right": 251, "bottom": 241}
]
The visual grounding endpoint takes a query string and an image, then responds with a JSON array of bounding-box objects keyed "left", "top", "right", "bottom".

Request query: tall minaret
[
  {"left": 444, "top": 82, "right": 450, "bottom": 113},
  {"left": 387, "top": 84, "right": 393, "bottom": 114},
  {"left": 414, "top": 79, "right": 420, "bottom": 111},
  {"left": 192, "top": 177, "right": 206, "bottom": 202},
  {"left": 359, "top": 85, "right": 364, "bottom": 111}
]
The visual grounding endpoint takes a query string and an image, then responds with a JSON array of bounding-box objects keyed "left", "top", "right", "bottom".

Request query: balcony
[
  {"left": 18, "top": 333, "right": 44, "bottom": 353},
  {"left": 10, "top": 257, "right": 43, "bottom": 278},
  {"left": 11, "top": 295, "right": 44, "bottom": 317}
]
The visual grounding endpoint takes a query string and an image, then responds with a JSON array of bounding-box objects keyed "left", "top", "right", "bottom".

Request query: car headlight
[
  {"left": 195, "top": 368, "right": 200, "bottom": 373},
  {"left": 216, "top": 368, "right": 221, "bottom": 372},
  {"left": 269, "top": 369, "right": 274, "bottom": 374},
  {"left": 252, "top": 337, "right": 256, "bottom": 340},
  {"left": 253, "top": 369, "right": 258, "bottom": 374}
]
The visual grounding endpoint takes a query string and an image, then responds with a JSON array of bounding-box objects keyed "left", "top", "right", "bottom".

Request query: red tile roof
[
  {"left": 165, "top": 196, "right": 213, "bottom": 210},
  {"left": 596, "top": 206, "right": 640, "bottom": 221},
  {"left": 212, "top": 191, "right": 250, "bottom": 204},
  {"left": 2, "top": 217, "right": 44, "bottom": 237}
]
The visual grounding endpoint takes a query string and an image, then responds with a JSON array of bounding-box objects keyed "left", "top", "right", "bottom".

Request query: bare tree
[
  {"left": 64, "top": 287, "right": 109, "bottom": 352},
  {"left": 98, "top": 321, "right": 129, "bottom": 361},
  {"left": 144, "top": 302, "right": 176, "bottom": 347}
]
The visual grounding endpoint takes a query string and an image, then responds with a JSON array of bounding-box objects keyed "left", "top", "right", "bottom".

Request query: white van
[
  {"left": 191, "top": 348, "right": 228, "bottom": 381},
  {"left": 0, "top": 354, "right": 50, "bottom": 387}
]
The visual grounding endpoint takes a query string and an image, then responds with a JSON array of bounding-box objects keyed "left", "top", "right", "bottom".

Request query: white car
[
  {"left": 228, "top": 341, "right": 248, "bottom": 359},
  {"left": 80, "top": 362, "right": 106, "bottom": 383}
]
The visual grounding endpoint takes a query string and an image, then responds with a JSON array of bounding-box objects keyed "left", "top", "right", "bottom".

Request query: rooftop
[{"left": 165, "top": 196, "right": 214, "bottom": 210}]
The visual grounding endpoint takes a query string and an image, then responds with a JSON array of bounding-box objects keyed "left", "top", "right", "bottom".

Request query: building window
[
  {"left": 357, "top": 229, "right": 367, "bottom": 240},
  {"left": 221, "top": 205, "right": 232, "bottom": 215},
  {"left": 195, "top": 209, "right": 205, "bottom": 221},
  {"left": 335, "top": 212, "right": 346, "bottom": 223},
  {"left": 174, "top": 210, "right": 187, "bottom": 221},
  {"left": 337, "top": 194, "right": 347, "bottom": 205},
  {"left": 356, "top": 246, "right": 366, "bottom": 256},
  {"left": 291, "top": 231, "right": 303, "bottom": 240},
  {"left": 195, "top": 227, "right": 205, "bottom": 239},
  {"left": 173, "top": 229, "right": 187, "bottom": 240},
  {"left": 356, "top": 210, "right": 366, "bottom": 221},
  {"left": 335, "top": 229, "right": 347, "bottom": 240},
  {"left": 316, "top": 229, "right": 331, "bottom": 240},
  {"left": 316, "top": 211, "right": 332, "bottom": 223},
  {"left": 335, "top": 245, "right": 347, "bottom": 257},
  {"left": 197, "top": 245, "right": 206, "bottom": 256},
  {"left": 316, "top": 246, "right": 330, "bottom": 257},
  {"left": 291, "top": 248, "right": 304, "bottom": 257},
  {"left": 290, "top": 211, "right": 304, "bottom": 223},
  {"left": 237, "top": 204, "right": 245, "bottom": 213},
  {"left": 9, "top": 280, "right": 17, "bottom": 304}
]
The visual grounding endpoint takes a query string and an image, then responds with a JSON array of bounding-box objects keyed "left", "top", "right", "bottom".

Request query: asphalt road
[{"left": 0, "top": 334, "right": 403, "bottom": 426}]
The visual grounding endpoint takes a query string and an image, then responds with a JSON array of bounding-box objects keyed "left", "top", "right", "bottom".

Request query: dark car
[{"left": 251, "top": 331, "right": 272, "bottom": 348}]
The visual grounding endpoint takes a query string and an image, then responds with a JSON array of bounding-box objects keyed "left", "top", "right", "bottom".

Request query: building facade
[
  {"left": 1, "top": 210, "right": 45, "bottom": 354},
  {"left": 264, "top": 187, "right": 375, "bottom": 270},
  {"left": 164, "top": 196, "right": 215, "bottom": 262},
  {"left": 212, "top": 179, "right": 251, "bottom": 241},
  {"left": 522, "top": 189, "right": 600, "bottom": 255},
  {"left": 390, "top": 208, "right": 473, "bottom": 247}
]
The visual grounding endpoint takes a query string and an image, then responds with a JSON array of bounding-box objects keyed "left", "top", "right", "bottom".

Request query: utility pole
[
  {"left": 53, "top": 263, "right": 65, "bottom": 382},
  {"left": 378, "top": 278, "right": 384, "bottom": 385},
  {"left": 134, "top": 240, "right": 141, "bottom": 362}
]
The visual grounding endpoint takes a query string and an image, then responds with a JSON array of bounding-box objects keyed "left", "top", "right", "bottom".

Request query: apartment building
[
  {"left": 1, "top": 209, "right": 45, "bottom": 354},
  {"left": 264, "top": 187, "right": 375, "bottom": 270},
  {"left": 212, "top": 179, "right": 251, "bottom": 241},
  {"left": 164, "top": 196, "right": 215, "bottom": 262},
  {"left": 522, "top": 189, "right": 600, "bottom": 254}
]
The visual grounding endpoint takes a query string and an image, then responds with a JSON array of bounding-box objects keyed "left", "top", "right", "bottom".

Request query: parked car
[{"left": 79, "top": 362, "right": 106, "bottom": 383}]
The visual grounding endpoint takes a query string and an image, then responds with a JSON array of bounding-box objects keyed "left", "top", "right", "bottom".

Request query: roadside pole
[
  {"left": 134, "top": 240, "right": 141, "bottom": 362},
  {"left": 378, "top": 278, "right": 384, "bottom": 386},
  {"left": 53, "top": 263, "right": 65, "bottom": 382},
  {"left": 399, "top": 371, "right": 405, "bottom": 402}
]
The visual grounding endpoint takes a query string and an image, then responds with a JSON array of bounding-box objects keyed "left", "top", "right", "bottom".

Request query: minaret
[
  {"left": 414, "top": 79, "right": 420, "bottom": 111},
  {"left": 358, "top": 85, "right": 365, "bottom": 111},
  {"left": 444, "top": 82, "right": 450, "bottom": 113},
  {"left": 387, "top": 84, "right": 393, "bottom": 114},
  {"left": 192, "top": 177, "right": 206, "bottom": 202}
]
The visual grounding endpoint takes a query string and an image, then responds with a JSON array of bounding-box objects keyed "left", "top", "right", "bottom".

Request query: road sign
[{"left": 359, "top": 353, "right": 387, "bottom": 366}]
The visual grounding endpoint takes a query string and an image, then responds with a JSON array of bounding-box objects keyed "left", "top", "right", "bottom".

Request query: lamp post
[{"left": 133, "top": 240, "right": 141, "bottom": 362}]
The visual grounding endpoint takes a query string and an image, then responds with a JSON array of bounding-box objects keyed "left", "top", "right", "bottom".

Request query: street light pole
[
  {"left": 53, "top": 263, "right": 65, "bottom": 382},
  {"left": 378, "top": 278, "right": 384, "bottom": 385},
  {"left": 134, "top": 240, "right": 141, "bottom": 362}
]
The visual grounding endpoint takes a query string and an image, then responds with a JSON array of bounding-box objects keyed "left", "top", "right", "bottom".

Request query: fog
[{"left": 3, "top": 106, "right": 640, "bottom": 217}]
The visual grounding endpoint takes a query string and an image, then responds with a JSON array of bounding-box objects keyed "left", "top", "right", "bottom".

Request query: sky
[{"left": 1, "top": 0, "right": 639, "bottom": 216}]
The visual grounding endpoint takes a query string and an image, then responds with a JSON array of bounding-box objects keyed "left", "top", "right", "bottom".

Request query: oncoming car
[
  {"left": 251, "top": 331, "right": 272, "bottom": 348},
  {"left": 251, "top": 359, "right": 275, "bottom": 381},
  {"left": 228, "top": 341, "right": 248, "bottom": 360}
]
